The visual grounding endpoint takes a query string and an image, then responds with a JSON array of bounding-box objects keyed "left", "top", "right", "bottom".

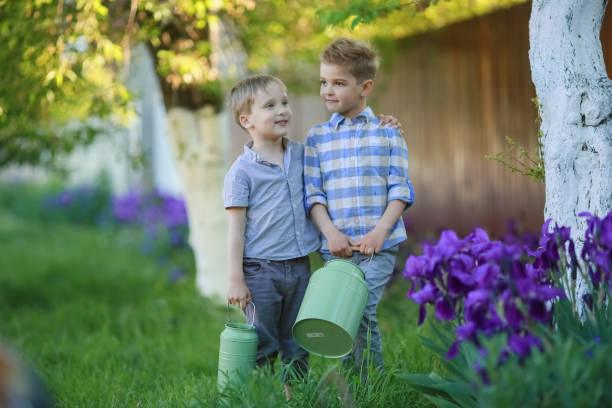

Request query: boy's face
[
  {"left": 240, "top": 82, "right": 292, "bottom": 142},
  {"left": 320, "top": 62, "right": 372, "bottom": 119}
]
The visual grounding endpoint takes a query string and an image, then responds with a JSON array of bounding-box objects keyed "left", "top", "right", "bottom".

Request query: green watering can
[
  {"left": 293, "top": 259, "right": 369, "bottom": 358},
  {"left": 217, "top": 302, "right": 258, "bottom": 391}
]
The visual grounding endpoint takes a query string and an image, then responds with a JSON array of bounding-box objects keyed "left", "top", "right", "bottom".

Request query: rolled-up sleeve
[
  {"left": 386, "top": 127, "right": 414, "bottom": 207},
  {"left": 304, "top": 131, "right": 327, "bottom": 213},
  {"left": 223, "top": 167, "right": 249, "bottom": 209}
]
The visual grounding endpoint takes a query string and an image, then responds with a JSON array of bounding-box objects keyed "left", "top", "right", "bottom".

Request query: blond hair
[
  {"left": 228, "top": 75, "right": 286, "bottom": 128},
  {"left": 321, "top": 37, "right": 379, "bottom": 83}
]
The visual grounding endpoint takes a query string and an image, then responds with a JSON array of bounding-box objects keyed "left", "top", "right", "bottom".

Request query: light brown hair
[
  {"left": 321, "top": 37, "right": 379, "bottom": 83},
  {"left": 228, "top": 75, "right": 286, "bottom": 128}
]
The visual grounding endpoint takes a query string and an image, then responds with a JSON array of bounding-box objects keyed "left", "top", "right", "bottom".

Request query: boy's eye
[
  {"left": 336, "top": 82, "right": 345, "bottom": 87},
  {"left": 282, "top": 100, "right": 289, "bottom": 106},
  {"left": 320, "top": 80, "right": 327, "bottom": 86},
  {"left": 265, "top": 103, "right": 274, "bottom": 108}
]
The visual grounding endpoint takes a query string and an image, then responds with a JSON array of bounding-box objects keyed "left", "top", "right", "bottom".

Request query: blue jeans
[
  {"left": 321, "top": 246, "right": 398, "bottom": 370},
  {"left": 242, "top": 256, "right": 310, "bottom": 382}
]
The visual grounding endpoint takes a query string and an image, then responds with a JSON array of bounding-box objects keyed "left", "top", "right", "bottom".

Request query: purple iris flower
[
  {"left": 527, "top": 299, "right": 548, "bottom": 323},
  {"left": 403, "top": 256, "right": 426, "bottom": 279},
  {"left": 435, "top": 297, "right": 456, "bottom": 320},
  {"left": 456, "top": 322, "right": 476, "bottom": 341},
  {"left": 479, "top": 242, "right": 504, "bottom": 263},
  {"left": 112, "top": 190, "right": 143, "bottom": 223},
  {"left": 411, "top": 283, "right": 437, "bottom": 304},
  {"left": 599, "top": 214, "right": 612, "bottom": 248},
  {"left": 162, "top": 196, "right": 188, "bottom": 228},
  {"left": 503, "top": 298, "right": 523, "bottom": 330},
  {"left": 418, "top": 304, "right": 427, "bottom": 326},
  {"left": 403, "top": 216, "right": 576, "bottom": 362},
  {"left": 473, "top": 263, "right": 500, "bottom": 289},
  {"left": 474, "top": 362, "right": 491, "bottom": 385},
  {"left": 508, "top": 333, "right": 542, "bottom": 358},
  {"left": 445, "top": 341, "right": 460, "bottom": 359},
  {"left": 435, "top": 230, "right": 466, "bottom": 260}
]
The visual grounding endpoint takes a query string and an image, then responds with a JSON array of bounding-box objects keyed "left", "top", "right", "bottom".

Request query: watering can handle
[
  {"left": 226, "top": 301, "right": 256, "bottom": 326},
  {"left": 349, "top": 246, "right": 376, "bottom": 266}
]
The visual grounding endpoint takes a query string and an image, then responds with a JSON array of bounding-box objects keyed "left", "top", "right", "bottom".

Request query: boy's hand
[
  {"left": 326, "top": 229, "right": 357, "bottom": 258},
  {"left": 356, "top": 226, "right": 387, "bottom": 256},
  {"left": 378, "top": 114, "right": 405, "bottom": 137},
  {"left": 227, "top": 277, "right": 251, "bottom": 310}
]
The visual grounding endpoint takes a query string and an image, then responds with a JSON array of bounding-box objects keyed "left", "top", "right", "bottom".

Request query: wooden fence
[{"left": 375, "top": 3, "right": 545, "bottom": 237}]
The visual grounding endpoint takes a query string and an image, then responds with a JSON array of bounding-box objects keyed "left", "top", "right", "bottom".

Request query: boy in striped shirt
[{"left": 304, "top": 38, "right": 414, "bottom": 372}]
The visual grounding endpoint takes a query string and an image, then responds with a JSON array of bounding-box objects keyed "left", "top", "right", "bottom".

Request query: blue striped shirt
[{"left": 304, "top": 107, "right": 414, "bottom": 252}]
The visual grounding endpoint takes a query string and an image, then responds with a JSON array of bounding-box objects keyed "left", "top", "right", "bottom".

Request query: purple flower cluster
[
  {"left": 404, "top": 220, "right": 570, "bottom": 359},
  {"left": 112, "top": 190, "right": 188, "bottom": 239},
  {"left": 111, "top": 190, "right": 142, "bottom": 224},
  {"left": 580, "top": 212, "right": 612, "bottom": 287},
  {"left": 112, "top": 189, "right": 192, "bottom": 281}
]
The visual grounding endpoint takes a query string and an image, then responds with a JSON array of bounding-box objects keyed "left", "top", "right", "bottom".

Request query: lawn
[{"left": 0, "top": 211, "right": 437, "bottom": 407}]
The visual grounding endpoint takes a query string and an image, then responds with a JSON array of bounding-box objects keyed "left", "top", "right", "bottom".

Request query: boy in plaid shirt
[{"left": 304, "top": 38, "right": 414, "bottom": 372}]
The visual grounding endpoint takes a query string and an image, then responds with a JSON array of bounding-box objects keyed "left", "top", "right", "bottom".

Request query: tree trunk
[
  {"left": 529, "top": 0, "right": 612, "bottom": 243},
  {"left": 166, "top": 107, "right": 231, "bottom": 300}
]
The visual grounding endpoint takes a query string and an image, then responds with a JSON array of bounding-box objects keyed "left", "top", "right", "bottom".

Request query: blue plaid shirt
[{"left": 304, "top": 107, "right": 414, "bottom": 252}]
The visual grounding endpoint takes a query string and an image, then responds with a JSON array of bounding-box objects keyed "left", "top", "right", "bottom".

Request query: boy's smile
[
  {"left": 320, "top": 62, "right": 372, "bottom": 119},
  {"left": 240, "top": 82, "right": 292, "bottom": 142}
]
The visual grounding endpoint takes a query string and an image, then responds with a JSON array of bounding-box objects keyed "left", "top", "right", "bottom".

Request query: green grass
[{"left": 0, "top": 212, "right": 437, "bottom": 407}]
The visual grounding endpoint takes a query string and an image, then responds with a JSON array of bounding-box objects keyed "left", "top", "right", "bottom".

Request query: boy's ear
[
  {"left": 239, "top": 114, "right": 251, "bottom": 129},
  {"left": 360, "top": 79, "right": 374, "bottom": 98}
]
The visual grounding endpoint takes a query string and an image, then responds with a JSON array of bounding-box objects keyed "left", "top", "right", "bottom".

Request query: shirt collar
[
  {"left": 244, "top": 137, "right": 291, "bottom": 163},
  {"left": 330, "top": 106, "right": 377, "bottom": 129}
]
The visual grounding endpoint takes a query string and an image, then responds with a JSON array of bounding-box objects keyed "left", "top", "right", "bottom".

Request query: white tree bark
[
  {"left": 166, "top": 107, "right": 231, "bottom": 300},
  {"left": 529, "top": 0, "right": 612, "bottom": 244}
]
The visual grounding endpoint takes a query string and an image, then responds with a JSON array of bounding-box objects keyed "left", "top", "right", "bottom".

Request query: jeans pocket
[{"left": 243, "top": 259, "right": 262, "bottom": 276}]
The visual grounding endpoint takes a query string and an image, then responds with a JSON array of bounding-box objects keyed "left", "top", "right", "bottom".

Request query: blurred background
[{"left": 1, "top": 0, "right": 611, "bottom": 406}]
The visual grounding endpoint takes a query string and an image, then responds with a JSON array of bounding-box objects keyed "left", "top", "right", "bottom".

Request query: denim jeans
[
  {"left": 242, "top": 256, "right": 310, "bottom": 382},
  {"left": 321, "top": 246, "right": 398, "bottom": 371}
]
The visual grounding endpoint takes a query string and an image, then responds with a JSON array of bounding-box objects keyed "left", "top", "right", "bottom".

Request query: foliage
[
  {"left": 0, "top": 0, "right": 315, "bottom": 167},
  {"left": 231, "top": 0, "right": 334, "bottom": 92},
  {"left": 485, "top": 98, "right": 545, "bottom": 183},
  {"left": 474, "top": 305, "right": 612, "bottom": 407},
  {"left": 317, "top": 0, "right": 528, "bottom": 35},
  {"left": 399, "top": 211, "right": 612, "bottom": 407},
  {"left": 0, "top": 0, "right": 131, "bottom": 167}
]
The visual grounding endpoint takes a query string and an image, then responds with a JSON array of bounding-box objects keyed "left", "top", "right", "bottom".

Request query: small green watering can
[
  {"left": 217, "top": 302, "right": 258, "bottom": 391},
  {"left": 293, "top": 259, "right": 369, "bottom": 358}
]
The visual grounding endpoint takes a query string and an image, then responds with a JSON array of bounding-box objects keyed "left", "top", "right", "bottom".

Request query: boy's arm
[
  {"left": 226, "top": 207, "right": 251, "bottom": 309},
  {"left": 386, "top": 126, "right": 414, "bottom": 208},
  {"left": 310, "top": 203, "right": 356, "bottom": 258},
  {"left": 357, "top": 200, "right": 406, "bottom": 255},
  {"left": 357, "top": 127, "right": 414, "bottom": 255},
  {"left": 304, "top": 132, "right": 327, "bottom": 212}
]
